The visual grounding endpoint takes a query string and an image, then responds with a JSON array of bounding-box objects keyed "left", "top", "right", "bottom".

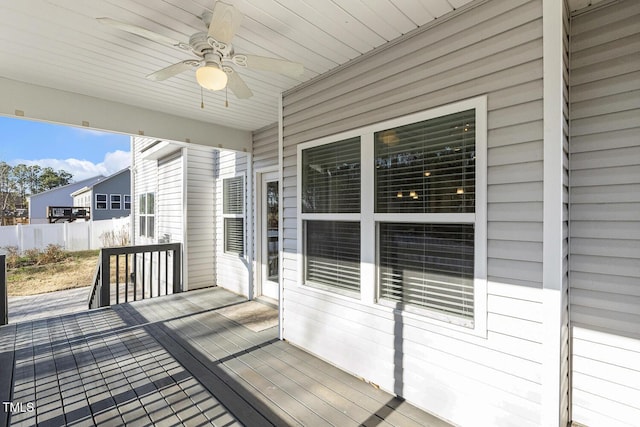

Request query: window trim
[
  {"left": 110, "top": 194, "right": 122, "bottom": 210},
  {"left": 298, "top": 135, "right": 363, "bottom": 297},
  {"left": 297, "top": 96, "right": 487, "bottom": 336},
  {"left": 139, "top": 192, "right": 155, "bottom": 239},
  {"left": 95, "top": 193, "right": 107, "bottom": 210}
]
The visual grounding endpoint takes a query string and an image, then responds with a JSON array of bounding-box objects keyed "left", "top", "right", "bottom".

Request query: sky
[{"left": 0, "top": 116, "right": 131, "bottom": 181}]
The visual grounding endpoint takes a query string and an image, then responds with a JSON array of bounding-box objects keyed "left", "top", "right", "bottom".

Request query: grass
[{"left": 7, "top": 249, "right": 100, "bottom": 296}]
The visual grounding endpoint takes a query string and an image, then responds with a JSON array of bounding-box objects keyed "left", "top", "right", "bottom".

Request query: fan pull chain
[
  {"left": 201, "top": 87, "right": 205, "bottom": 109},
  {"left": 225, "top": 85, "right": 229, "bottom": 108}
]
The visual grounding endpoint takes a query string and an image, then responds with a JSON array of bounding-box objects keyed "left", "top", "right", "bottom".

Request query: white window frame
[
  {"left": 297, "top": 96, "right": 487, "bottom": 336},
  {"left": 297, "top": 137, "right": 362, "bottom": 297},
  {"left": 139, "top": 192, "right": 155, "bottom": 238},
  {"left": 95, "top": 193, "right": 107, "bottom": 210},
  {"left": 222, "top": 175, "right": 246, "bottom": 256},
  {"left": 110, "top": 194, "right": 122, "bottom": 210}
]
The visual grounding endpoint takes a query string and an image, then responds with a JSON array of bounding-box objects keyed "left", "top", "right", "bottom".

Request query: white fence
[{"left": 0, "top": 217, "right": 130, "bottom": 252}]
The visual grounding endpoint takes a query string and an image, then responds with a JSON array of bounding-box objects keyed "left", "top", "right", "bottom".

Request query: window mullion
[{"left": 361, "top": 132, "right": 375, "bottom": 304}]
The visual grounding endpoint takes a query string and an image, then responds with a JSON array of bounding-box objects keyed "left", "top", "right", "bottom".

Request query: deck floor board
[{"left": 0, "top": 287, "right": 452, "bottom": 426}]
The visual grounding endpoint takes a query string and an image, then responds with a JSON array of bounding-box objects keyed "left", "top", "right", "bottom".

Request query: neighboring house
[
  {"left": 27, "top": 176, "right": 103, "bottom": 224},
  {"left": 131, "top": 1, "right": 640, "bottom": 426},
  {"left": 71, "top": 168, "right": 131, "bottom": 221}
]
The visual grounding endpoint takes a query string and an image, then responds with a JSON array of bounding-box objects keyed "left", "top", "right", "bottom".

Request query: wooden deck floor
[{"left": 0, "top": 287, "right": 451, "bottom": 427}]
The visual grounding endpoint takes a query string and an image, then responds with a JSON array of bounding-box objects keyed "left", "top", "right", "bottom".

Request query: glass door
[{"left": 261, "top": 173, "right": 279, "bottom": 300}]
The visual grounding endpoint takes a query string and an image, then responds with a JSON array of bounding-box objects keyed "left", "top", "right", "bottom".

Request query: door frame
[{"left": 254, "top": 169, "right": 280, "bottom": 301}]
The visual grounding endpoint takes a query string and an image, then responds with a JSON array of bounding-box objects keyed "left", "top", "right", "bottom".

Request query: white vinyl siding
[
  {"left": 215, "top": 150, "right": 249, "bottom": 296},
  {"left": 185, "top": 144, "right": 217, "bottom": 290},
  {"left": 132, "top": 138, "right": 158, "bottom": 244},
  {"left": 282, "top": 1, "right": 545, "bottom": 426},
  {"left": 157, "top": 152, "right": 183, "bottom": 244},
  {"left": 252, "top": 123, "right": 279, "bottom": 171},
  {"left": 569, "top": 1, "right": 640, "bottom": 425},
  {"left": 251, "top": 123, "right": 280, "bottom": 297}
]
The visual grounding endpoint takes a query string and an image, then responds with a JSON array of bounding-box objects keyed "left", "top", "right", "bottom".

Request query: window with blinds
[
  {"left": 225, "top": 218, "right": 244, "bottom": 256},
  {"left": 379, "top": 223, "right": 474, "bottom": 318},
  {"left": 375, "top": 109, "right": 475, "bottom": 214},
  {"left": 305, "top": 221, "right": 361, "bottom": 292},
  {"left": 374, "top": 109, "right": 477, "bottom": 320},
  {"left": 223, "top": 176, "right": 244, "bottom": 256},
  {"left": 300, "top": 137, "right": 361, "bottom": 294},
  {"left": 224, "top": 176, "right": 244, "bottom": 214},
  {"left": 298, "top": 97, "right": 485, "bottom": 328},
  {"left": 302, "top": 137, "right": 360, "bottom": 213}
]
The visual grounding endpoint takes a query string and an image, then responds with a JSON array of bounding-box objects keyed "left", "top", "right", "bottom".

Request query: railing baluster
[
  {"left": 1, "top": 255, "right": 7, "bottom": 326},
  {"left": 165, "top": 251, "right": 169, "bottom": 295},
  {"left": 125, "top": 254, "right": 129, "bottom": 303},
  {"left": 157, "top": 251, "right": 161, "bottom": 297},
  {"left": 173, "top": 247, "right": 181, "bottom": 294},
  {"left": 149, "top": 251, "right": 154, "bottom": 298},
  {"left": 142, "top": 253, "right": 146, "bottom": 300},
  {"left": 133, "top": 252, "right": 137, "bottom": 301},
  {"left": 115, "top": 254, "right": 120, "bottom": 305},
  {"left": 87, "top": 244, "right": 181, "bottom": 309},
  {"left": 100, "top": 250, "right": 110, "bottom": 307}
]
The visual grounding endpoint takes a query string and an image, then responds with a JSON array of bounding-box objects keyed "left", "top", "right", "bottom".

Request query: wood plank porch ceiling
[{"left": 0, "top": 0, "right": 475, "bottom": 132}]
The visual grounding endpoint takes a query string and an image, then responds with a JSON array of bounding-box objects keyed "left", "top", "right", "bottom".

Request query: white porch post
[
  {"left": 278, "top": 93, "right": 285, "bottom": 341},
  {"left": 542, "top": 0, "right": 570, "bottom": 426}
]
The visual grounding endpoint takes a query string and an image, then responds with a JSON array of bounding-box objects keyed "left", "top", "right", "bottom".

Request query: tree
[
  {"left": 0, "top": 163, "right": 74, "bottom": 224},
  {"left": 0, "top": 161, "right": 16, "bottom": 224},
  {"left": 27, "top": 164, "right": 42, "bottom": 194},
  {"left": 11, "top": 164, "right": 29, "bottom": 205},
  {"left": 39, "top": 167, "right": 72, "bottom": 191}
]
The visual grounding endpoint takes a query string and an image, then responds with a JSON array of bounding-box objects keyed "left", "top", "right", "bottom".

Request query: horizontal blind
[
  {"left": 302, "top": 137, "right": 361, "bottom": 213},
  {"left": 305, "top": 221, "right": 360, "bottom": 292},
  {"left": 375, "top": 109, "right": 476, "bottom": 213},
  {"left": 224, "top": 218, "right": 244, "bottom": 255},
  {"left": 223, "top": 176, "right": 244, "bottom": 214},
  {"left": 379, "top": 223, "right": 474, "bottom": 319}
]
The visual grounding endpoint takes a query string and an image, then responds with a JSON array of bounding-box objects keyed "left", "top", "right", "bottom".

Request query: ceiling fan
[{"left": 98, "top": 1, "right": 304, "bottom": 100}]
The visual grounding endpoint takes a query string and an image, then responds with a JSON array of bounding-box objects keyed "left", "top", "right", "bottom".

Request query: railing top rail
[{"left": 101, "top": 243, "right": 181, "bottom": 256}]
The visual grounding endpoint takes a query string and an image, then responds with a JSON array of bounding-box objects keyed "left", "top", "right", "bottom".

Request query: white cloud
[{"left": 11, "top": 150, "right": 131, "bottom": 181}]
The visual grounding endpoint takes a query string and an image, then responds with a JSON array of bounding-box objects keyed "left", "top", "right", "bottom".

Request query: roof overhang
[{"left": 0, "top": 77, "right": 252, "bottom": 152}]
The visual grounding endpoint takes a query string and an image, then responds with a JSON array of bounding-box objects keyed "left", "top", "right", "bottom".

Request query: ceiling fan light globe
[{"left": 196, "top": 65, "right": 228, "bottom": 90}]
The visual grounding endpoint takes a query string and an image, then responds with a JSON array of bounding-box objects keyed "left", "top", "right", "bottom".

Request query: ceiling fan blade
[
  {"left": 226, "top": 70, "right": 253, "bottom": 99},
  {"left": 146, "top": 61, "right": 199, "bottom": 81},
  {"left": 97, "top": 17, "right": 189, "bottom": 50},
  {"left": 236, "top": 54, "right": 304, "bottom": 78},
  {"left": 207, "top": 1, "right": 243, "bottom": 44}
]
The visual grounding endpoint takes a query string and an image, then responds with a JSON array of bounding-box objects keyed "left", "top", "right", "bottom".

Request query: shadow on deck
[{"left": 0, "top": 287, "right": 451, "bottom": 426}]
